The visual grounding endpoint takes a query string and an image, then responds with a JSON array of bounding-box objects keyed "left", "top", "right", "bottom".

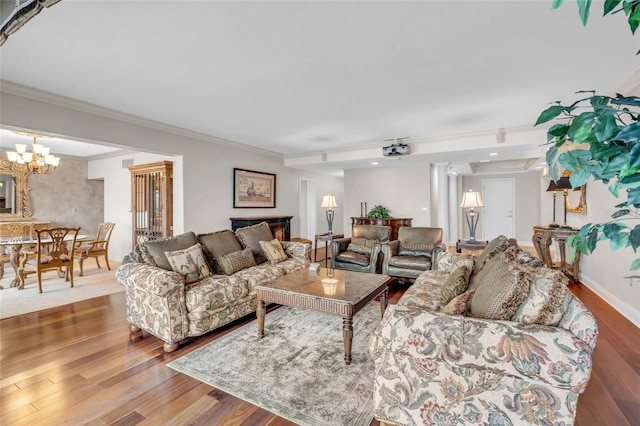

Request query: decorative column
[
  {"left": 448, "top": 173, "right": 459, "bottom": 245},
  {"left": 434, "top": 163, "right": 450, "bottom": 242}
]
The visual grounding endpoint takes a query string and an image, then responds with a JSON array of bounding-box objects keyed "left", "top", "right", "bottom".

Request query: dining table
[{"left": 0, "top": 234, "right": 88, "bottom": 289}]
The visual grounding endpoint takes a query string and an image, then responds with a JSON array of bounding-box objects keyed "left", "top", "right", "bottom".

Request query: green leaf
[
  {"left": 548, "top": 123, "right": 569, "bottom": 138},
  {"left": 619, "top": 172, "right": 640, "bottom": 184},
  {"left": 604, "top": 0, "right": 623, "bottom": 15},
  {"left": 612, "top": 208, "right": 631, "bottom": 218},
  {"left": 612, "top": 94, "right": 640, "bottom": 107},
  {"left": 615, "top": 122, "right": 640, "bottom": 142},
  {"left": 569, "top": 167, "right": 591, "bottom": 187},
  {"left": 546, "top": 145, "right": 560, "bottom": 180},
  {"left": 609, "top": 181, "right": 621, "bottom": 197},
  {"left": 536, "top": 105, "right": 566, "bottom": 126},
  {"left": 551, "top": 0, "right": 567, "bottom": 9},
  {"left": 578, "top": 223, "right": 593, "bottom": 238},
  {"left": 627, "top": 186, "right": 640, "bottom": 205},
  {"left": 577, "top": 0, "right": 592, "bottom": 25},
  {"left": 629, "top": 225, "right": 640, "bottom": 250},
  {"left": 594, "top": 115, "right": 619, "bottom": 141},
  {"left": 587, "top": 227, "right": 599, "bottom": 253},
  {"left": 631, "top": 258, "right": 640, "bottom": 270},
  {"left": 630, "top": 142, "right": 640, "bottom": 169},
  {"left": 568, "top": 112, "right": 596, "bottom": 142}
]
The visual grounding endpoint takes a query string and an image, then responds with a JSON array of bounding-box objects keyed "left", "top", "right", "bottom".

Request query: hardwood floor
[{"left": 1, "top": 271, "right": 639, "bottom": 425}]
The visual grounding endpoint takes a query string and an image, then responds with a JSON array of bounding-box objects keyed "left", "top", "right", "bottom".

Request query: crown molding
[{"left": 0, "top": 80, "right": 283, "bottom": 160}]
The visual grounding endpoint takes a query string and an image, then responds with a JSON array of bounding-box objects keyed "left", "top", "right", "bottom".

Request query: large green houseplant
[
  {"left": 367, "top": 204, "right": 392, "bottom": 219},
  {"left": 537, "top": 0, "right": 640, "bottom": 269}
]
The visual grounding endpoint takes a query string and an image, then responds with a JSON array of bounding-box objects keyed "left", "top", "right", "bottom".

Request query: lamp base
[
  {"left": 465, "top": 239, "right": 481, "bottom": 244},
  {"left": 548, "top": 222, "right": 559, "bottom": 228}
]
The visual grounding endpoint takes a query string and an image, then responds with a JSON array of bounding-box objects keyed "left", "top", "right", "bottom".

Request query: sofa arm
[
  {"left": 115, "top": 262, "right": 189, "bottom": 345},
  {"left": 431, "top": 243, "right": 446, "bottom": 270},
  {"left": 370, "top": 305, "right": 595, "bottom": 425},
  {"left": 371, "top": 305, "right": 595, "bottom": 392}
]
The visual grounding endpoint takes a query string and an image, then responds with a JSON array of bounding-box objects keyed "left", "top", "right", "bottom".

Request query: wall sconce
[{"left": 321, "top": 194, "right": 338, "bottom": 235}]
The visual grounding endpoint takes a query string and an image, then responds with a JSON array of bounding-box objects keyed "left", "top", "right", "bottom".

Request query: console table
[
  {"left": 350, "top": 217, "right": 412, "bottom": 241},
  {"left": 230, "top": 216, "right": 293, "bottom": 241},
  {"left": 532, "top": 226, "right": 581, "bottom": 280}
]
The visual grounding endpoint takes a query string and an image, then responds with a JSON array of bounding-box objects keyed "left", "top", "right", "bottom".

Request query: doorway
[
  {"left": 482, "top": 178, "right": 515, "bottom": 239},
  {"left": 299, "top": 178, "right": 317, "bottom": 240}
]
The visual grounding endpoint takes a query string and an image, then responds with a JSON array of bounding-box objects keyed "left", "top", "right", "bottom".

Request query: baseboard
[{"left": 579, "top": 273, "right": 640, "bottom": 328}]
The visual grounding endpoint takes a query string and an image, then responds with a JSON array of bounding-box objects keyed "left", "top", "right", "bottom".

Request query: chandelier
[{"left": 6, "top": 132, "right": 60, "bottom": 174}]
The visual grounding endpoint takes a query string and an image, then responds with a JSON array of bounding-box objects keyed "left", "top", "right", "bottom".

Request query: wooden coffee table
[{"left": 256, "top": 268, "right": 391, "bottom": 365}]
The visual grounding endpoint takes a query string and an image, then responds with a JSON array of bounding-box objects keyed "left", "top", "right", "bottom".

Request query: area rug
[
  {"left": 0, "top": 261, "right": 123, "bottom": 319},
  {"left": 168, "top": 302, "right": 382, "bottom": 426}
]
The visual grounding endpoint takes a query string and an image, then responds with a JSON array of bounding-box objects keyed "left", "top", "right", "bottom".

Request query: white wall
[
  {"left": 565, "top": 178, "right": 640, "bottom": 326},
  {"left": 461, "top": 172, "right": 541, "bottom": 244},
  {"left": 1, "top": 88, "right": 344, "bottom": 262},
  {"left": 343, "top": 164, "right": 431, "bottom": 237}
]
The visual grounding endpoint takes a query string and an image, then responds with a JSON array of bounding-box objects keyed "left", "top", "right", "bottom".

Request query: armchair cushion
[
  {"left": 141, "top": 232, "right": 198, "bottom": 271},
  {"left": 388, "top": 255, "right": 430, "bottom": 271},
  {"left": 259, "top": 238, "right": 288, "bottom": 264},
  {"left": 336, "top": 251, "right": 370, "bottom": 267},
  {"left": 440, "top": 265, "right": 470, "bottom": 305},
  {"left": 165, "top": 243, "right": 212, "bottom": 284},
  {"left": 218, "top": 248, "right": 256, "bottom": 275},
  {"left": 346, "top": 237, "right": 375, "bottom": 254},
  {"left": 235, "top": 222, "right": 274, "bottom": 264},
  {"left": 397, "top": 240, "right": 434, "bottom": 257}
]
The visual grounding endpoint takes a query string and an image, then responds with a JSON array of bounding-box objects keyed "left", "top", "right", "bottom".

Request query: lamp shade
[
  {"left": 460, "top": 191, "right": 485, "bottom": 209},
  {"left": 555, "top": 177, "right": 572, "bottom": 190},
  {"left": 546, "top": 180, "right": 557, "bottom": 192},
  {"left": 321, "top": 194, "right": 338, "bottom": 208}
]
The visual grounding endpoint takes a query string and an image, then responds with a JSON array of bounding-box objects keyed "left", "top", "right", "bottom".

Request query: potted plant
[
  {"left": 537, "top": 0, "right": 640, "bottom": 269},
  {"left": 367, "top": 204, "right": 392, "bottom": 219}
]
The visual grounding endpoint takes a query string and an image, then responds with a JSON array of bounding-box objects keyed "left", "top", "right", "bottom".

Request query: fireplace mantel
[{"left": 230, "top": 215, "right": 293, "bottom": 241}]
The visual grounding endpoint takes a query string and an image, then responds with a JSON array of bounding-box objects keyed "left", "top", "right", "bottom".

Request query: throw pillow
[
  {"left": 259, "top": 238, "right": 288, "bottom": 264},
  {"left": 235, "top": 222, "right": 274, "bottom": 264},
  {"left": 436, "top": 252, "right": 474, "bottom": 273},
  {"left": 440, "top": 265, "right": 471, "bottom": 305},
  {"left": 141, "top": 232, "right": 198, "bottom": 271},
  {"left": 440, "top": 289, "right": 476, "bottom": 316},
  {"left": 467, "top": 254, "right": 531, "bottom": 321},
  {"left": 218, "top": 248, "right": 257, "bottom": 275},
  {"left": 512, "top": 268, "right": 571, "bottom": 325},
  {"left": 165, "top": 243, "right": 212, "bottom": 284},
  {"left": 197, "top": 230, "right": 243, "bottom": 274}
]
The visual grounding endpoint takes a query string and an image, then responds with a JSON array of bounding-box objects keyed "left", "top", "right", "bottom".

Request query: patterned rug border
[{"left": 168, "top": 303, "right": 381, "bottom": 426}]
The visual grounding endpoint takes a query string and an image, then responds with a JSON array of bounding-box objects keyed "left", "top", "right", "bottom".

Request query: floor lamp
[
  {"left": 555, "top": 177, "right": 573, "bottom": 229},
  {"left": 546, "top": 180, "right": 559, "bottom": 228},
  {"left": 321, "top": 194, "right": 338, "bottom": 235},
  {"left": 460, "top": 190, "right": 485, "bottom": 243}
]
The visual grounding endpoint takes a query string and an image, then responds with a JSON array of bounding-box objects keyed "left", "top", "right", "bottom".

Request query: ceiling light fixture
[
  {"left": 6, "top": 132, "right": 60, "bottom": 174},
  {"left": 489, "top": 152, "right": 498, "bottom": 156}
]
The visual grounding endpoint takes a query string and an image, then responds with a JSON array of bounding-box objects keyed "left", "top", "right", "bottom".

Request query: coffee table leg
[
  {"left": 342, "top": 316, "right": 353, "bottom": 365},
  {"left": 257, "top": 300, "right": 266, "bottom": 338},
  {"left": 380, "top": 288, "right": 388, "bottom": 317}
]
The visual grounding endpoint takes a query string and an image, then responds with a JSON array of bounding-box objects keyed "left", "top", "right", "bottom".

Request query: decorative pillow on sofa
[
  {"left": 440, "top": 265, "right": 470, "bottom": 305},
  {"left": 512, "top": 267, "right": 571, "bottom": 325},
  {"left": 218, "top": 248, "right": 257, "bottom": 275},
  {"left": 436, "top": 252, "right": 474, "bottom": 273},
  {"left": 472, "top": 235, "right": 517, "bottom": 275},
  {"left": 467, "top": 254, "right": 532, "bottom": 321},
  {"left": 165, "top": 243, "right": 212, "bottom": 284},
  {"left": 259, "top": 238, "right": 288, "bottom": 264},
  {"left": 440, "top": 289, "right": 476, "bottom": 316},
  {"left": 141, "top": 232, "right": 199, "bottom": 271},
  {"left": 235, "top": 222, "right": 275, "bottom": 264},
  {"left": 197, "top": 230, "right": 243, "bottom": 273},
  {"left": 502, "top": 245, "right": 544, "bottom": 268},
  {"left": 347, "top": 237, "right": 375, "bottom": 255}
]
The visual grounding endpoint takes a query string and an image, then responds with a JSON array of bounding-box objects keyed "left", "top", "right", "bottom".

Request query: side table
[
  {"left": 456, "top": 240, "right": 488, "bottom": 254},
  {"left": 314, "top": 233, "right": 344, "bottom": 267}
]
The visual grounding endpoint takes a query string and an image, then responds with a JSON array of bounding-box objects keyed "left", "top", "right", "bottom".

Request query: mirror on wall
[
  {"left": 0, "top": 159, "right": 32, "bottom": 220},
  {"left": 566, "top": 184, "right": 586, "bottom": 215}
]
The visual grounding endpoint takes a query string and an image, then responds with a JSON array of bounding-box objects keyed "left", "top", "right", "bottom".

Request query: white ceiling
[{"left": 0, "top": 1, "right": 638, "bottom": 175}]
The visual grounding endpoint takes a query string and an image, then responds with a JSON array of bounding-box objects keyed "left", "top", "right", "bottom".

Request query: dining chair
[
  {"left": 18, "top": 227, "right": 80, "bottom": 293},
  {"left": 73, "top": 222, "right": 115, "bottom": 276},
  {"left": 0, "top": 222, "right": 34, "bottom": 281}
]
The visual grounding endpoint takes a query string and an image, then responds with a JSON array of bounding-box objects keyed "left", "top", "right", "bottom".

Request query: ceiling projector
[{"left": 382, "top": 143, "right": 410, "bottom": 157}]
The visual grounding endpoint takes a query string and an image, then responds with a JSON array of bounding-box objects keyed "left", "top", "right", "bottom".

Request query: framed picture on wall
[{"left": 233, "top": 168, "right": 276, "bottom": 208}]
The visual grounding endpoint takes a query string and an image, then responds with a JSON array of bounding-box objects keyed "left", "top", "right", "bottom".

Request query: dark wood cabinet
[
  {"left": 230, "top": 215, "right": 293, "bottom": 241},
  {"left": 350, "top": 217, "right": 412, "bottom": 240}
]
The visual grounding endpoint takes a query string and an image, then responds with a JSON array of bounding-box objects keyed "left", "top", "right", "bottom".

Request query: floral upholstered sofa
[
  {"left": 116, "top": 222, "right": 310, "bottom": 352},
  {"left": 369, "top": 235, "right": 598, "bottom": 425}
]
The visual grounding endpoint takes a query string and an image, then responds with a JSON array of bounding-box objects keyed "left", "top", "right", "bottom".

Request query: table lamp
[
  {"left": 321, "top": 194, "right": 338, "bottom": 235},
  {"left": 460, "top": 190, "right": 485, "bottom": 243}
]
